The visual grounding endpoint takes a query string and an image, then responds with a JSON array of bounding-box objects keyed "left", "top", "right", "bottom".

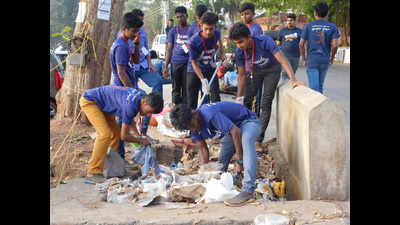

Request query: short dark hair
[
  {"left": 150, "top": 50, "right": 158, "bottom": 59},
  {"left": 131, "top": 9, "right": 144, "bottom": 17},
  {"left": 170, "top": 104, "right": 193, "bottom": 131},
  {"left": 200, "top": 12, "right": 218, "bottom": 25},
  {"left": 195, "top": 4, "right": 208, "bottom": 18},
  {"left": 169, "top": 19, "right": 174, "bottom": 22},
  {"left": 229, "top": 22, "right": 251, "bottom": 40},
  {"left": 239, "top": 2, "right": 255, "bottom": 13},
  {"left": 143, "top": 92, "right": 164, "bottom": 114},
  {"left": 122, "top": 12, "right": 143, "bottom": 29},
  {"left": 175, "top": 6, "right": 187, "bottom": 15},
  {"left": 314, "top": 2, "right": 329, "bottom": 18},
  {"left": 287, "top": 13, "right": 296, "bottom": 20}
]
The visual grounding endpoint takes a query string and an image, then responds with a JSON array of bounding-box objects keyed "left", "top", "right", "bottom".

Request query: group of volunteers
[{"left": 79, "top": 1, "right": 340, "bottom": 207}]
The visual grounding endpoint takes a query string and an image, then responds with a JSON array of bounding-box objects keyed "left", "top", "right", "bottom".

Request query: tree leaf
[
  {"left": 62, "top": 26, "right": 72, "bottom": 33},
  {"left": 51, "top": 32, "right": 61, "bottom": 37}
]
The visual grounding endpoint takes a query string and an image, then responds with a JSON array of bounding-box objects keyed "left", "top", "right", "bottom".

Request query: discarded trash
[
  {"left": 198, "top": 162, "right": 223, "bottom": 173},
  {"left": 155, "top": 112, "right": 190, "bottom": 138},
  {"left": 201, "top": 172, "right": 239, "bottom": 203},
  {"left": 131, "top": 144, "right": 161, "bottom": 177},
  {"left": 169, "top": 183, "right": 206, "bottom": 203},
  {"left": 103, "top": 147, "right": 126, "bottom": 178},
  {"left": 254, "top": 213, "right": 290, "bottom": 225}
]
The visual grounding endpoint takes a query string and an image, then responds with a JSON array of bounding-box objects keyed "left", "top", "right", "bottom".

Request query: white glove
[
  {"left": 201, "top": 78, "right": 210, "bottom": 94},
  {"left": 235, "top": 96, "right": 244, "bottom": 105}
]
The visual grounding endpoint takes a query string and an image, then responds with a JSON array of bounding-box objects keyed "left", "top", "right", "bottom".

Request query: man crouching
[{"left": 170, "top": 102, "right": 261, "bottom": 207}]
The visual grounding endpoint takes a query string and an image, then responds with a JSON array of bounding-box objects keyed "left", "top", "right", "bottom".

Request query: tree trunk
[
  {"left": 55, "top": 0, "right": 124, "bottom": 123},
  {"left": 211, "top": 0, "right": 216, "bottom": 13}
]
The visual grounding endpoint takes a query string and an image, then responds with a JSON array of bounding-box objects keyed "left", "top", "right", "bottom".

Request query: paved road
[{"left": 139, "top": 62, "right": 350, "bottom": 200}]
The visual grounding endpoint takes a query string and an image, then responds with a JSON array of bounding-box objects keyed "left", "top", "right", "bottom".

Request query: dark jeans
[
  {"left": 186, "top": 70, "right": 221, "bottom": 109},
  {"left": 281, "top": 56, "right": 300, "bottom": 80},
  {"left": 243, "top": 64, "right": 281, "bottom": 142},
  {"left": 171, "top": 62, "right": 187, "bottom": 105}
]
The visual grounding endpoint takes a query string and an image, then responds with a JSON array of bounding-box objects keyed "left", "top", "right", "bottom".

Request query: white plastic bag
[
  {"left": 253, "top": 213, "right": 290, "bottom": 225},
  {"left": 201, "top": 172, "right": 239, "bottom": 203}
]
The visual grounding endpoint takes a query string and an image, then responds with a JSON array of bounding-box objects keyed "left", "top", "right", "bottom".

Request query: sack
[{"left": 103, "top": 148, "right": 126, "bottom": 178}]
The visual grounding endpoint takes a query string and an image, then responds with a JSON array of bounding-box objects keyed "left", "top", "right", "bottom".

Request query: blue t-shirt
[
  {"left": 187, "top": 22, "right": 201, "bottom": 39},
  {"left": 83, "top": 85, "right": 144, "bottom": 125},
  {"left": 187, "top": 29, "right": 221, "bottom": 73},
  {"left": 235, "top": 35, "right": 280, "bottom": 74},
  {"left": 168, "top": 24, "right": 191, "bottom": 63},
  {"left": 191, "top": 102, "right": 258, "bottom": 142},
  {"left": 278, "top": 27, "right": 302, "bottom": 58},
  {"left": 109, "top": 36, "right": 138, "bottom": 88},
  {"left": 248, "top": 22, "right": 263, "bottom": 36},
  {"left": 117, "top": 29, "right": 149, "bottom": 71},
  {"left": 301, "top": 19, "right": 340, "bottom": 67}
]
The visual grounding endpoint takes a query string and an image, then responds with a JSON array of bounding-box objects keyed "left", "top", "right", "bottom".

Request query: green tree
[{"left": 50, "top": 0, "right": 79, "bottom": 49}]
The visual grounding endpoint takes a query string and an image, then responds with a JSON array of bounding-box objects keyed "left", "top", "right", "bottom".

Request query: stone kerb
[{"left": 276, "top": 81, "right": 346, "bottom": 201}]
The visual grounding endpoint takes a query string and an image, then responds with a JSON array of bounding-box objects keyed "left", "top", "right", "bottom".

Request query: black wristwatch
[{"left": 236, "top": 158, "right": 243, "bottom": 165}]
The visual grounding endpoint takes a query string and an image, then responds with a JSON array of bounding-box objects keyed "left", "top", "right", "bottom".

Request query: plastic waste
[
  {"left": 201, "top": 172, "right": 239, "bottom": 203},
  {"left": 198, "top": 162, "right": 223, "bottom": 173},
  {"left": 155, "top": 113, "right": 190, "bottom": 138},
  {"left": 103, "top": 148, "right": 126, "bottom": 178},
  {"left": 253, "top": 213, "right": 290, "bottom": 225}
]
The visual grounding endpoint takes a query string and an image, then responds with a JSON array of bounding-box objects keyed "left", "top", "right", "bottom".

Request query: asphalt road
[{"left": 139, "top": 62, "right": 350, "bottom": 200}]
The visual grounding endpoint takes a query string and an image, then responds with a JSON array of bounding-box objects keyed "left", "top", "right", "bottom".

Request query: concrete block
[{"left": 276, "top": 81, "right": 346, "bottom": 200}]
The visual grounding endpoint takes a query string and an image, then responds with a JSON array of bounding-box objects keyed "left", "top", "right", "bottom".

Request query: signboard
[{"left": 97, "top": 0, "right": 112, "bottom": 21}]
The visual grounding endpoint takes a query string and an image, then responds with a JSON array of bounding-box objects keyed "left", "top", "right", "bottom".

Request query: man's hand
[
  {"left": 133, "top": 34, "right": 140, "bottom": 45},
  {"left": 235, "top": 162, "right": 244, "bottom": 173},
  {"left": 290, "top": 80, "right": 305, "bottom": 89},
  {"left": 220, "top": 53, "right": 226, "bottom": 62},
  {"left": 149, "top": 63, "right": 158, "bottom": 72},
  {"left": 141, "top": 138, "right": 151, "bottom": 146},
  {"left": 162, "top": 66, "right": 169, "bottom": 78},
  {"left": 235, "top": 96, "right": 244, "bottom": 105},
  {"left": 201, "top": 78, "right": 209, "bottom": 94}
]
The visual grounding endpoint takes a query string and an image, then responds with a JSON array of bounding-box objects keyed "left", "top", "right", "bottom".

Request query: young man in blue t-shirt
[
  {"left": 163, "top": 6, "right": 190, "bottom": 105},
  {"left": 278, "top": 13, "right": 302, "bottom": 80},
  {"left": 299, "top": 2, "right": 340, "bottom": 94},
  {"left": 186, "top": 4, "right": 208, "bottom": 39},
  {"left": 186, "top": 12, "right": 226, "bottom": 110},
  {"left": 239, "top": 2, "right": 263, "bottom": 36},
  {"left": 230, "top": 23, "right": 303, "bottom": 150},
  {"left": 170, "top": 102, "right": 261, "bottom": 207},
  {"left": 110, "top": 12, "right": 142, "bottom": 88},
  {"left": 239, "top": 2, "right": 264, "bottom": 119},
  {"left": 79, "top": 86, "right": 163, "bottom": 183},
  {"left": 127, "top": 9, "right": 164, "bottom": 97}
]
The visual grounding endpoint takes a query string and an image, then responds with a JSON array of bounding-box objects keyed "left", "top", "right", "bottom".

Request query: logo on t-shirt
[
  {"left": 284, "top": 32, "right": 298, "bottom": 41},
  {"left": 254, "top": 57, "right": 270, "bottom": 67}
]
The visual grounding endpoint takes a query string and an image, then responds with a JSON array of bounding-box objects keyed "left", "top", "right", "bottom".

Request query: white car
[{"left": 151, "top": 34, "right": 167, "bottom": 59}]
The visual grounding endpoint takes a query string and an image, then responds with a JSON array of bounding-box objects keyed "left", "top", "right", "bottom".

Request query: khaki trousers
[{"left": 79, "top": 97, "right": 120, "bottom": 175}]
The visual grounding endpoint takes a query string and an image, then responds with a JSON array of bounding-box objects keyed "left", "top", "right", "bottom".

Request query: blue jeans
[
  {"left": 136, "top": 67, "right": 164, "bottom": 97},
  {"left": 217, "top": 118, "right": 262, "bottom": 194},
  {"left": 113, "top": 88, "right": 150, "bottom": 160},
  {"left": 306, "top": 63, "right": 329, "bottom": 94},
  {"left": 281, "top": 56, "right": 300, "bottom": 80},
  {"left": 152, "top": 60, "right": 172, "bottom": 85}
]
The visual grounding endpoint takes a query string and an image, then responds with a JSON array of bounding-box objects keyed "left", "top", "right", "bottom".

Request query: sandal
[{"left": 85, "top": 174, "right": 105, "bottom": 184}]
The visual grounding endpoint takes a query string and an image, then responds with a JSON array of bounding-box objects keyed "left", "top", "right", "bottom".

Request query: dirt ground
[
  {"left": 50, "top": 118, "right": 95, "bottom": 188},
  {"left": 49, "top": 116, "right": 189, "bottom": 188}
]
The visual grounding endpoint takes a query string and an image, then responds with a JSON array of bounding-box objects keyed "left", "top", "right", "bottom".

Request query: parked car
[
  {"left": 50, "top": 44, "right": 68, "bottom": 119},
  {"left": 151, "top": 34, "right": 167, "bottom": 59}
]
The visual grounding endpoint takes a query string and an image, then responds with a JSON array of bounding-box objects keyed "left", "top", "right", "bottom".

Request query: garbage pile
[{"left": 94, "top": 138, "right": 286, "bottom": 206}]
